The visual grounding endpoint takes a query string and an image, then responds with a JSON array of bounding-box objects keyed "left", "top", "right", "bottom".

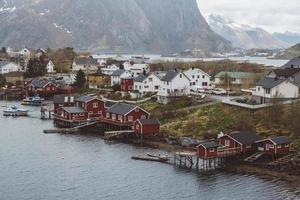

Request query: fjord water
[{"left": 0, "top": 101, "right": 298, "bottom": 200}]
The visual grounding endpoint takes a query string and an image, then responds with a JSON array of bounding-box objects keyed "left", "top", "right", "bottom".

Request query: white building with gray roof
[
  {"left": 157, "top": 70, "right": 191, "bottom": 104},
  {"left": 0, "top": 61, "right": 20, "bottom": 75},
  {"left": 252, "top": 77, "right": 299, "bottom": 104}
]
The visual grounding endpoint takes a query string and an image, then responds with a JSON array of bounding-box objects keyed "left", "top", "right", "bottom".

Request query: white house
[
  {"left": 134, "top": 72, "right": 165, "bottom": 94},
  {"left": 110, "top": 69, "right": 132, "bottom": 86},
  {"left": 72, "top": 57, "right": 99, "bottom": 72},
  {"left": 123, "top": 61, "right": 150, "bottom": 77},
  {"left": 252, "top": 78, "right": 299, "bottom": 104},
  {"left": 0, "top": 61, "right": 20, "bottom": 75},
  {"left": 19, "top": 48, "right": 31, "bottom": 59},
  {"left": 101, "top": 64, "right": 120, "bottom": 75},
  {"left": 184, "top": 68, "right": 211, "bottom": 90},
  {"left": 46, "top": 60, "right": 55, "bottom": 73},
  {"left": 157, "top": 70, "right": 191, "bottom": 104}
]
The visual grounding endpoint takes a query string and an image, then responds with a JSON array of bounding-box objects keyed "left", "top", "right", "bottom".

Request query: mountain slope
[
  {"left": 275, "top": 43, "right": 300, "bottom": 59},
  {"left": 273, "top": 32, "right": 300, "bottom": 46},
  {"left": 208, "top": 14, "right": 289, "bottom": 49},
  {"left": 0, "top": 0, "right": 231, "bottom": 53}
]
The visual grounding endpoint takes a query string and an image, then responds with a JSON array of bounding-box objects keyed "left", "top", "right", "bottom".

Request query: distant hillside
[
  {"left": 0, "top": 0, "right": 231, "bottom": 54},
  {"left": 273, "top": 32, "right": 300, "bottom": 46},
  {"left": 208, "top": 14, "right": 289, "bottom": 49},
  {"left": 275, "top": 43, "right": 300, "bottom": 59}
]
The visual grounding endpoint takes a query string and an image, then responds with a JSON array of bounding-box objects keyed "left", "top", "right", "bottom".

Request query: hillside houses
[
  {"left": 72, "top": 57, "right": 99, "bottom": 72},
  {"left": 184, "top": 67, "right": 211, "bottom": 90},
  {"left": 157, "top": 70, "right": 191, "bottom": 104},
  {"left": 0, "top": 61, "right": 20, "bottom": 74},
  {"left": 215, "top": 71, "right": 254, "bottom": 85},
  {"left": 134, "top": 72, "right": 166, "bottom": 94},
  {"left": 110, "top": 69, "right": 132, "bottom": 86},
  {"left": 252, "top": 58, "right": 300, "bottom": 104},
  {"left": 123, "top": 61, "right": 150, "bottom": 77},
  {"left": 46, "top": 60, "right": 55, "bottom": 73}
]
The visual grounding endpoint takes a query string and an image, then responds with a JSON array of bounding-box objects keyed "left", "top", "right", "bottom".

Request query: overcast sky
[{"left": 197, "top": 0, "right": 300, "bottom": 33}]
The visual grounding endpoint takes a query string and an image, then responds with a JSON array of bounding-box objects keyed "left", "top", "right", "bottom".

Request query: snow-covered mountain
[
  {"left": 0, "top": 0, "right": 231, "bottom": 54},
  {"left": 273, "top": 32, "right": 300, "bottom": 46},
  {"left": 208, "top": 14, "right": 289, "bottom": 49}
]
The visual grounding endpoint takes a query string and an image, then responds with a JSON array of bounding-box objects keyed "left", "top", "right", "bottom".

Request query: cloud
[{"left": 197, "top": 0, "right": 300, "bottom": 33}]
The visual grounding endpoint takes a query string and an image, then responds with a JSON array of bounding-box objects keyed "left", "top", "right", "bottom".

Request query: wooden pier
[
  {"left": 104, "top": 130, "right": 134, "bottom": 140},
  {"left": 44, "top": 121, "right": 98, "bottom": 134},
  {"left": 174, "top": 148, "right": 241, "bottom": 171},
  {"left": 41, "top": 106, "right": 53, "bottom": 120}
]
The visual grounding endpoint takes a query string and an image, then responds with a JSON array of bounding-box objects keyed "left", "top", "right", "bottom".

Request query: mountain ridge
[
  {"left": 0, "top": 0, "right": 232, "bottom": 54},
  {"left": 207, "top": 14, "right": 289, "bottom": 50}
]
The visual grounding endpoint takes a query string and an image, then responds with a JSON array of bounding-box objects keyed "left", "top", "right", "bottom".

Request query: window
[
  {"left": 155, "top": 86, "right": 159, "bottom": 90},
  {"left": 192, "top": 75, "right": 195, "bottom": 79},
  {"left": 135, "top": 108, "right": 139, "bottom": 112},
  {"left": 98, "top": 111, "right": 102, "bottom": 115},
  {"left": 106, "top": 113, "right": 110, "bottom": 118},
  {"left": 89, "top": 111, "right": 93, "bottom": 114},
  {"left": 209, "top": 148, "right": 215, "bottom": 153},
  {"left": 149, "top": 78, "right": 153, "bottom": 82},
  {"left": 118, "top": 115, "right": 122, "bottom": 121},
  {"left": 46, "top": 87, "right": 50, "bottom": 91},
  {"left": 141, "top": 115, "right": 146, "bottom": 119},
  {"left": 277, "top": 145, "right": 282, "bottom": 149},
  {"left": 202, "top": 82, "right": 208, "bottom": 86},
  {"left": 285, "top": 144, "right": 290, "bottom": 148},
  {"left": 93, "top": 103, "right": 98, "bottom": 108},
  {"left": 180, "top": 74, "right": 182, "bottom": 78},
  {"left": 265, "top": 88, "right": 271, "bottom": 94},
  {"left": 197, "top": 75, "right": 200, "bottom": 79},
  {"left": 136, "top": 124, "right": 140, "bottom": 130},
  {"left": 225, "top": 139, "right": 230, "bottom": 147},
  {"left": 128, "top": 116, "right": 133, "bottom": 122},
  {"left": 112, "top": 114, "right": 116, "bottom": 120},
  {"left": 202, "top": 75, "right": 205, "bottom": 79}
]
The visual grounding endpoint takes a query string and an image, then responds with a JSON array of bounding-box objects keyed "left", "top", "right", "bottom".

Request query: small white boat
[
  {"left": 3, "top": 105, "right": 29, "bottom": 117},
  {"left": 21, "top": 96, "right": 45, "bottom": 106}
]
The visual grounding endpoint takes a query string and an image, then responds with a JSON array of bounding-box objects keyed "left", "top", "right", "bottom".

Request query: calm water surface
[{"left": 0, "top": 101, "right": 299, "bottom": 200}]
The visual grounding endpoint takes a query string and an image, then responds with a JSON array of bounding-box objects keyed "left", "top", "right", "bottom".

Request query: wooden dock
[
  {"left": 44, "top": 121, "right": 98, "bottom": 134},
  {"left": 104, "top": 130, "right": 134, "bottom": 140},
  {"left": 131, "top": 156, "right": 168, "bottom": 163}
]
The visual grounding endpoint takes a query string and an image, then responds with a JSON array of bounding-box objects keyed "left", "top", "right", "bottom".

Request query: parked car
[
  {"left": 212, "top": 88, "right": 227, "bottom": 95},
  {"left": 235, "top": 97, "right": 247, "bottom": 103}
]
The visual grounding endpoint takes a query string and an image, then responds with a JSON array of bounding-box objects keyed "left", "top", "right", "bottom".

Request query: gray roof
[
  {"left": 138, "top": 118, "right": 160, "bottom": 125},
  {"left": 229, "top": 131, "right": 263, "bottom": 145},
  {"left": 161, "top": 70, "right": 179, "bottom": 82},
  {"left": 111, "top": 69, "right": 125, "bottom": 76},
  {"left": 270, "top": 136, "right": 290, "bottom": 145},
  {"left": 62, "top": 106, "right": 87, "bottom": 114},
  {"left": 53, "top": 95, "right": 76, "bottom": 104},
  {"left": 76, "top": 95, "right": 95, "bottom": 102},
  {"left": 107, "top": 103, "right": 136, "bottom": 115},
  {"left": 74, "top": 58, "right": 98, "bottom": 65},
  {"left": 134, "top": 74, "right": 149, "bottom": 82},
  {"left": 30, "top": 80, "right": 54, "bottom": 88},
  {"left": 198, "top": 141, "right": 220, "bottom": 149},
  {"left": 257, "top": 78, "right": 286, "bottom": 89},
  {"left": 281, "top": 57, "right": 300, "bottom": 69}
]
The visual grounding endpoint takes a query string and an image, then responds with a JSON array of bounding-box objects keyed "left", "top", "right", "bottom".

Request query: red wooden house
[
  {"left": 121, "top": 77, "right": 134, "bottom": 92},
  {"left": 105, "top": 103, "right": 150, "bottom": 126},
  {"left": 133, "top": 119, "right": 160, "bottom": 136},
  {"left": 218, "top": 131, "right": 263, "bottom": 153},
  {"left": 76, "top": 95, "right": 106, "bottom": 120},
  {"left": 56, "top": 107, "right": 88, "bottom": 121},
  {"left": 196, "top": 141, "right": 220, "bottom": 159},
  {"left": 256, "top": 136, "right": 291, "bottom": 155},
  {"left": 26, "top": 79, "right": 58, "bottom": 97},
  {"left": 53, "top": 95, "right": 76, "bottom": 113}
]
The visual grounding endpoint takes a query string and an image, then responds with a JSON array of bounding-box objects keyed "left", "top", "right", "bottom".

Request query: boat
[
  {"left": 3, "top": 105, "right": 29, "bottom": 117},
  {"left": 21, "top": 96, "right": 45, "bottom": 106},
  {"left": 147, "top": 153, "right": 168, "bottom": 159}
]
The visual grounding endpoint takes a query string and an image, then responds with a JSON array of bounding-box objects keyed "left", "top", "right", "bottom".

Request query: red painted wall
[
  {"left": 133, "top": 121, "right": 160, "bottom": 135},
  {"left": 197, "top": 146, "right": 218, "bottom": 158},
  {"left": 121, "top": 79, "right": 134, "bottom": 92},
  {"left": 80, "top": 99, "right": 106, "bottom": 120}
]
